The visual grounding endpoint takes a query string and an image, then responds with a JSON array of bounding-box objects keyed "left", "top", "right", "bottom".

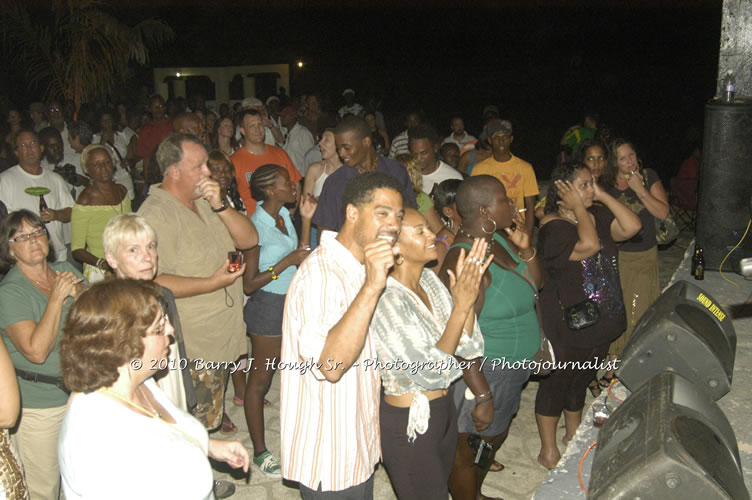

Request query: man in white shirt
[
  {"left": 280, "top": 106, "right": 315, "bottom": 177},
  {"left": 410, "top": 124, "right": 463, "bottom": 195},
  {"left": 0, "top": 131, "right": 74, "bottom": 262},
  {"left": 281, "top": 172, "right": 404, "bottom": 498},
  {"left": 442, "top": 115, "right": 477, "bottom": 154},
  {"left": 388, "top": 111, "right": 422, "bottom": 159},
  {"left": 337, "top": 89, "right": 364, "bottom": 119}
]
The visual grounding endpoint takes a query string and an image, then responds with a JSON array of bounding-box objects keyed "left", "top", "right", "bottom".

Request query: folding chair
[{"left": 669, "top": 176, "right": 697, "bottom": 232}]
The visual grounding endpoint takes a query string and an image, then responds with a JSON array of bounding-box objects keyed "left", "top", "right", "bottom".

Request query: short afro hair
[
  {"left": 341, "top": 171, "right": 402, "bottom": 215},
  {"left": 334, "top": 115, "right": 371, "bottom": 141},
  {"left": 455, "top": 175, "right": 503, "bottom": 223}
]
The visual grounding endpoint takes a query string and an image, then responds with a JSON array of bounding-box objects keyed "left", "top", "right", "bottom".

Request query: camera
[
  {"left": 227, "top": 251, "right": 244, "bottom": 272},
  {"left": 467, "top": 434, "right": 494, "bottom": 468}
]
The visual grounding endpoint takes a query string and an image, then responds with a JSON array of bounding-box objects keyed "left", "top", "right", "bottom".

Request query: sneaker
[
  {"left": 213, "top": 479, "right": 236, "bottom": 499},
  {"left": 253, "top": 450, "right": 282, "bottom": 478}
]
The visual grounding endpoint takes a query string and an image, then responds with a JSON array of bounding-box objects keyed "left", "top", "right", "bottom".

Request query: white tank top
[{"left": 313, "top": 170, "right": 330, "bottom": 198}]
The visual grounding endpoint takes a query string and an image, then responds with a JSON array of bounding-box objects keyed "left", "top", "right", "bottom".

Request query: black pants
[
  {"left": 535, "top": 342, "right": 609, "bottom": 416},
  {"left": 380, "top": 395, "right": 457, "bottom": 499}
]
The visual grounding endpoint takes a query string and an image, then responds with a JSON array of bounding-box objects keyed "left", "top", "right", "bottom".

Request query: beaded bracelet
[{"left": 268, "top": 266, "right": 278, "bottom": 280}]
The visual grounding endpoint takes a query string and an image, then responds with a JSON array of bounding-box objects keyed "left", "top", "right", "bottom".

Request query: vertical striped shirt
[{"left": 280, "top": 231, "right": 381, "bottom": 492}]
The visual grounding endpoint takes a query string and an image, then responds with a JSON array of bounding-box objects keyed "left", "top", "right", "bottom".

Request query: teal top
[
  {"left": 451, "top": 233, "right": 539, "bottom": 363},
  {"left": 250, "top": 202, "right": 298, "bottom": 294},
  {"left": 0, "top": 262, "right": 84, "bottom": 408}
]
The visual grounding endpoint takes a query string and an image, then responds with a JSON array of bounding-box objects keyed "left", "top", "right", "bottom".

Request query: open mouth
[{"left": 378, "top": 234, "right": 396, "bottom": 245}]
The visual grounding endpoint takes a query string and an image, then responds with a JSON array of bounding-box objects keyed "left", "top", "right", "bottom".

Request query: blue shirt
[
  {"left": 311, "top": 155, "right": 417, "bottom": 231},
  {"left": 250, "top": 203, "right": 298, "bottom": 294}
]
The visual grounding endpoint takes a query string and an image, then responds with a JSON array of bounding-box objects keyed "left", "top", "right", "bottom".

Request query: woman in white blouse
[
  {"left": 370, "top": 208, "right": 491, "bottom": 499},
  {"left": 58, "top": 279, "right": 249, "bottom": 499}
]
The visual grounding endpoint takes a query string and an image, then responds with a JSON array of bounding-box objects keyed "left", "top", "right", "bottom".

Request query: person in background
[
  {"left": 457, "top": 136, "right": 491, "bottom": 176},
  {"left": 303, "top": 129, "right": 342, "bottom": 248},
  {"left": 442, "top": 115, "right": 476, "bottom": 154},
  {"left": 535, "top": 163, "right": 640, "bottom": 468},
  {"left": 365, "top": 111, "right": 388, "bottom": 155},
  {"left": 409, "top": 124, "right": 463, "bottom": 195},
  {"left": 440, "top": 143, "right": 461, "bottom": 170},
  {"left": 212, "top": 117, "right": 239, "bottom": 157},
  {"left": 389, "top": 111, "right": 422, "bottom": 159},
  {"left": 280, "top": 106, "right": 315, "bottom": 177},
  {"left": 0, "top": 210, "right": 85, "bottom": 499},
  {"left": 599, "top": 139, "right": 669, "bottom": 387},
  {"left": 29, "top": 102, "right": 49, "bottom": 133},
  {"left": 71, "top": 145, "right": 131, "bottom": 282},
  {"left": 470, "top": 119, "right": 538, "bottom": 234},
  {"left": 58, "top": 279, "right": 249, "bottom": 499}
]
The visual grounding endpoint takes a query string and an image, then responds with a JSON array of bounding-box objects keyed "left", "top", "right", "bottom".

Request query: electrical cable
[
  {"left": 719, "top": 218, "right": 751, "bottom": 287},
  {"left": 578, "top": 440, "right": 599, "bottom": 493}
]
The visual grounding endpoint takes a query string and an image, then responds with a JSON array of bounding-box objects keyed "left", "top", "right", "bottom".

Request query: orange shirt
[{"left": 231, "top": 146, "right": 302, "bottom": 215}]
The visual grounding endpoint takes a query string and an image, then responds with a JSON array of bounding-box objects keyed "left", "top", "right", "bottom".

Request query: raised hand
[
  {"left": 555, "top": 179, "right": 584, "bottom": 212},
  {"left": 446, "top": 238, "right": 492, "bottom": 313},
  {"left": 363, "top": 239, "right": 398, "bottom": 293},
  {"left": 299, "top": 193, "right": 317, "bottom": 219},
  {"left": 196, "top": 177, "right": 222, "bottom": 210},
  {"left": 505, "top": 209, "right": 531, "bottom": 249}
]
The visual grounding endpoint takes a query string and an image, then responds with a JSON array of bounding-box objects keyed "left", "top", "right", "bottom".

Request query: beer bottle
[
  {"left": 39, "top": 195, "right": 49, "bottom": 223},
  {"left": 694, "top": 247, "right": 705, "bottom": 280}
]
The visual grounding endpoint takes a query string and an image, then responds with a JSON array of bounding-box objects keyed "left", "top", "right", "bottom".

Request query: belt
[{"left": 15, "top": 368, "right": 70, "bottom": 393}]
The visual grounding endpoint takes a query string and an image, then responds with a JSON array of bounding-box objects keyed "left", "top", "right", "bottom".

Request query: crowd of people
[{"left": 0, "top": 89, "right": 675, "bottom": 499}]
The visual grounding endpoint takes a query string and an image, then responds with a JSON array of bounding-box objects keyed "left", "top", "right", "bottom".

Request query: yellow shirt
[
  {"left": 471, "top": 154, "right": 539, "bottom": 213},
  {"left": 71, "top": 198, "right": 132, "bottom": 258}
]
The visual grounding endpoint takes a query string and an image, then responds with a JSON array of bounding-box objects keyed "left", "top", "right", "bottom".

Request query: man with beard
[{"left": 281, "top": 172, "right": 403, "bottom": 498}]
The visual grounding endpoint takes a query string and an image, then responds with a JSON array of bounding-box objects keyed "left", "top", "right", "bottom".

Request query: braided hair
[{"left": 250, "top": 164, "right": 285, "bottom": 202}]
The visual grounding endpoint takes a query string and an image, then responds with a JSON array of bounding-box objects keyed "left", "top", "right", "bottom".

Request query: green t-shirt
[
  {"left": 451, "top": 234, "right": 539, "bottom": 363},
  {"left": 0, "top": 262, "right": 83, "bottom": 408}
]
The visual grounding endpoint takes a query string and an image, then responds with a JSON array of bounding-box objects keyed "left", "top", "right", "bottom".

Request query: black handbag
[
  {"left": 564, "top": 299, "right": 600, "bottom": 330},
  {"left": 558, "top": 254, "right": 601, "bottom": 331}
]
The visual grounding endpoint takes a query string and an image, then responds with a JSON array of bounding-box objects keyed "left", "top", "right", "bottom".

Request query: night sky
[{"left": 4, "top": 2, "right": 724, "bottom": 180}]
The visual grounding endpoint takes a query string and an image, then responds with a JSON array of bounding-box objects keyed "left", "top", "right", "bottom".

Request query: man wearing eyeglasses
[{"left": 0, "top": 131, "right": 74, "bottom": 262}]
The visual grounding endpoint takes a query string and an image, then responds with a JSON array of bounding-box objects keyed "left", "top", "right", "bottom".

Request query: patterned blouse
[{"left": 371, "top": 269, "right": 484, "bottom": 440}]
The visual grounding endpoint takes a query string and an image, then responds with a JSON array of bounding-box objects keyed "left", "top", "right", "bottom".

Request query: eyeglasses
[{"left": 9, "top": 228, "right": 46, "bottom": 243}]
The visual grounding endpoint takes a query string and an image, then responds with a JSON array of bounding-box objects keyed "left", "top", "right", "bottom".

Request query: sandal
[
  {"left": 588, "top": 379, "right": 602, "bottom": 398},
  {"left": 233, "top": 396, "right": 272, "bottom": 408},
  {"left": 598, "top": 375, "right": 614, "bottom": 390},
  {"left": 220, "top": 414, "right": 238, "bottom": 435},
  {"left": 489, "top": 460, "right": 504, "bottom": 472}
]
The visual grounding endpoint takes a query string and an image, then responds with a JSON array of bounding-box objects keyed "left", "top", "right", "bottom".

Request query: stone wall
[{"left": 718, "top": 0, "right": 752, "bottom": 97}]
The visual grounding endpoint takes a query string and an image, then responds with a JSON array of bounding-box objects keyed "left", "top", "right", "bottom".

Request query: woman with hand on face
[
  {"left": 0, "top": 210, "right": 85, "bottom": 500},
  {"left": 441, "top": 175, "right": 543, "bottom": 500},
  {"left": 600, "top": 139, "right": 669, "bottom": 387},
  {"left": 371, "top": 208, "right": 489, "bottom": 499},
  {"left": 58, "top": 279, "right": 250, "bottom": 500},
  {"left": 242, "top": 164, "right": 316, "bottom": 478},
  {"left": 535, "top": 163, "right": 640, "bottom": 469},
  {"left": 207, "top": 150, "right": 245, "bottom": 213},
  {"left": 71, "top": 145, "right": 131, "bottom": 282}
]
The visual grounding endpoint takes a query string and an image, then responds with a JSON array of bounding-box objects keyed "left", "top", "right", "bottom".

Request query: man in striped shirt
[{"left": 280, "top": 172, "right": 404, "bottom": 498}]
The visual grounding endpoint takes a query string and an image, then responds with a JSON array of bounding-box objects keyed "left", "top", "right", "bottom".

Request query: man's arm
[
  {"left": 317, "top": 240, "right": 396, "bottom": 382},
  {"left": 196, "top": 177, "right": 258, "bottom": 249},
  {"left": 155, "top": 264, "right": 245, "bottom": 299}
]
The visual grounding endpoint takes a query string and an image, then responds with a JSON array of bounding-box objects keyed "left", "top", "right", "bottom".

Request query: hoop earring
[
  {"left": 481, "top": 217, "right": 497, "bottom": 235},
  {"left": 395, "top": 255, "right": 405, "bottom": 265}
]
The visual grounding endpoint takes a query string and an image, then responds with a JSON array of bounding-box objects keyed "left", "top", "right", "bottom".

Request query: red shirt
[
  {"left": 136, "top": 119, "right": 174, "bottom": 160},
  {"left": 231, "top": 145, "right": 302, "bottom": 214}
]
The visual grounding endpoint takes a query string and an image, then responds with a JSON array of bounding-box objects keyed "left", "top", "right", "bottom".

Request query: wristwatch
[{"left": 212, "top": 199, "right": 228, "bottom": 213}]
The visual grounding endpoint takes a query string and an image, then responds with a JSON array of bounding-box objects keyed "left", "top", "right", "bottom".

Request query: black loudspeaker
[
  {"left": 617, "top": 280, "right": 736, "bottom": 401},
  {"left": 588, "top": 371, "right": 748, "bottom": 500},
  {"left": 696, "top": 100, "right": 752, "bottom": 270}
]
